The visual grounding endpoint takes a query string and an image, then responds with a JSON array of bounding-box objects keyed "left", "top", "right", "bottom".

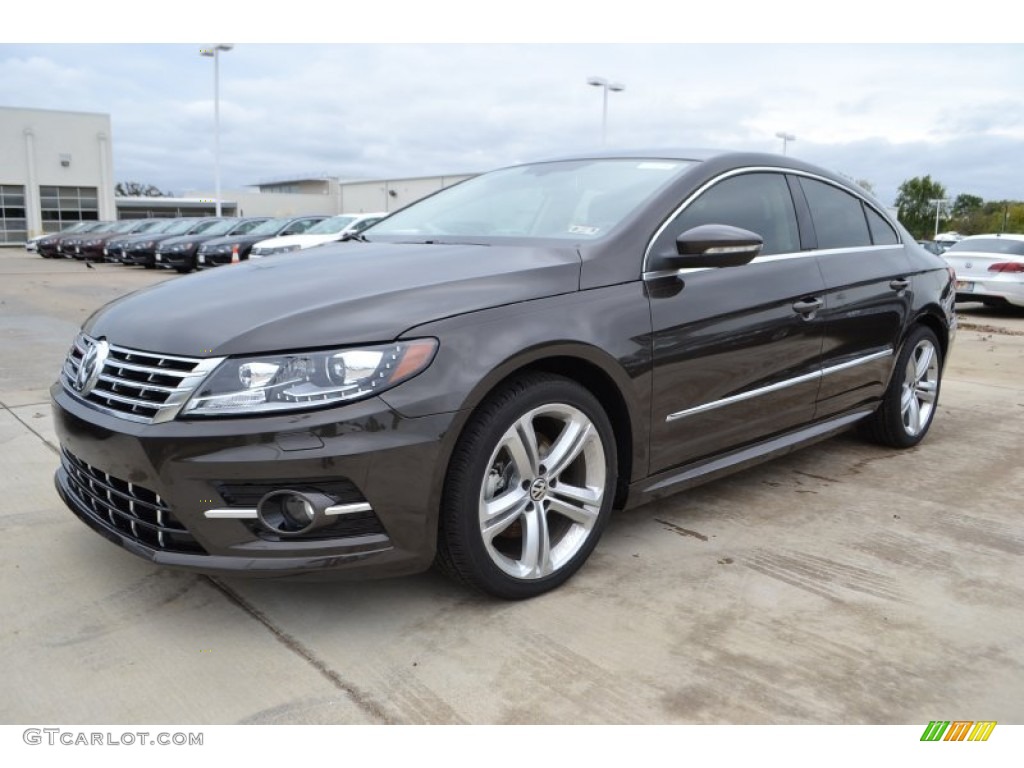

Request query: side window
[
  {"left": 799, "top": 178, "right": 871, "bottom": 249},
  {"left": 652, "top": 172, "right": 800, "bottom": 257},
  {"left": 865, "top": 206, "right": 899, "bottom": 245}
]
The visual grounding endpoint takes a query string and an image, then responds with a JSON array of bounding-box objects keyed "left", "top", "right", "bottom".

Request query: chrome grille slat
[
  {"left": 60, "top": 333, "right": 225, "bottom": 424},
  {"left": 98, "top": 372, "right": 179, "bottom": 393},
  {"left": 60, "top": 448, "right": 204, "bottom": 554}
]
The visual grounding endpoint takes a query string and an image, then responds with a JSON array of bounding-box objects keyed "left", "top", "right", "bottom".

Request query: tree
[
  {"left": 115, "top": 181, "right": 171, "bottom": 197},
  {"left": 855, "top": 178, "right": 876, "bottom": 195},
  {"left": 894, "top": 175, "right": 947, "bottom": 240}
]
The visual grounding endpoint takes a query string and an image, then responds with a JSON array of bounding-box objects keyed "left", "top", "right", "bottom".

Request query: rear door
[{"left": 792, "top": 175, "right": 913, "bottom": 420}]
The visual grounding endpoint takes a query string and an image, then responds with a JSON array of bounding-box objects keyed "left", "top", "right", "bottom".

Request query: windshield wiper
[{"left": 340, "top": 232, "right": 370, "bottom": 242}]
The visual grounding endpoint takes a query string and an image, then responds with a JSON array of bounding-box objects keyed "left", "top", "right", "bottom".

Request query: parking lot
[{"left": 1, "top": 250, "right": 1022, "bottom": 725}]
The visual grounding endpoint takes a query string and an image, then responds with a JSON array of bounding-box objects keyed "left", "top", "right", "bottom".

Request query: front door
[{"left": 646, "top": 171, "right": 826, "bottom": 475}]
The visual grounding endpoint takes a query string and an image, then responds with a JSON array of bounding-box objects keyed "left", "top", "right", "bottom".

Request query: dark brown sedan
[{"left": 52, "top": 150, "right": 956, "bottom": 599}]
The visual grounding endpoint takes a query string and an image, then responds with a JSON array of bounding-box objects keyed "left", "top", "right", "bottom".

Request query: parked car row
[{"left": 29, "top": 212, "right": 387, "bottom": 273}]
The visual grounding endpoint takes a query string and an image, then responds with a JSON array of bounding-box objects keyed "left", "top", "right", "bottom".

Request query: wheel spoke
[
  {"left": 546, "top": 495, "right": 600, "bottom": 529},
  {"left": 520, "top": 507, "right": 553, "bottom": 578},
  {"left": 915, "top": 380, "right": 937, "bottom": 403},
  {"left": 544, "top": 416, "right": 591, "bottom": 478},
  {"left": 905, "top": 393, "right": 922, "bottom": 433},
  {"left": 503, "top": 416, "right": 541, "bottom": 479},
  {"left": 481, "top": 487, "right": 529, "bottom": 541},
  {"left": 550, "top": 481, "right": 602, "bottom": 508},
  {"left": 914, "top": 344, "right": 936, "bottom": 382}
]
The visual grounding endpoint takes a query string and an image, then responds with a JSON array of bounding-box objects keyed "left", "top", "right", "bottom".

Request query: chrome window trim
[
  {"left": 665, "top": 348, "right": 893, "bottom": 422},
  {"left": 642, "top": 166, "right": 902, "bottom": 273}
]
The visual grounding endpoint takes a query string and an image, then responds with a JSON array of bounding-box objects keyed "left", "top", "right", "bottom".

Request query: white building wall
[{"left": 0, "top": 107, "right": 116, "bottom": 241}]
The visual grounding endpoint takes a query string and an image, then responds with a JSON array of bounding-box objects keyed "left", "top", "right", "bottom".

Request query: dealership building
[
  {"left": 0, "top": 106, "right": 117, "bottom": 244},
  {"left": 2, "top": 105, "right": 473, "bottom": 245}
]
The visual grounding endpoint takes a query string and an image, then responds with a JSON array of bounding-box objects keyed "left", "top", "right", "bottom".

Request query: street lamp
[
  {"left": 775, "top": 131, "right": 796, "bottom": 155},
  {"left": 200, "top": 44, "right": 233, "bottom": 217},
  {"left": 929, "top": 198, "right": 949, "bottom": 238},
  {"left": 587, "top": 76, "right": 625, "bottom": 145}
]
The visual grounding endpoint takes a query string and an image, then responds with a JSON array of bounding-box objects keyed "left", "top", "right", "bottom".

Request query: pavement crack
[
  {"left": 205, "top": 576, "right": 393, "bottom": 724},
  {"left": 1, "top": 402, "right": 59, "bottom": 455}
]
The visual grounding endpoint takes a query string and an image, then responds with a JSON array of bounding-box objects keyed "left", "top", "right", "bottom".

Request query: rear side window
[
  {"left": 654, "top": 172, "right": 800, "bottom": 257},
  {"left": 799, "top": 178, "right": 871, "bottom": 249},
  {"left": 865, "top": 207, "right": 899, "bottom": 245}
]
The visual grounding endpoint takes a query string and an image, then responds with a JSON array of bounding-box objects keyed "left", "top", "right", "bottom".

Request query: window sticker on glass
[
  {"left": 569, "top": 225, "right": 601, "bottom": 235},
  {"left": 636, "top": 162, "right": 679, "bottom": 170}
]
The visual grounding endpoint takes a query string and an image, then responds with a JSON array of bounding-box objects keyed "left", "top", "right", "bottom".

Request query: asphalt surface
[{"left": 2, "top": 249, "right": 1022, "bottom": 724}]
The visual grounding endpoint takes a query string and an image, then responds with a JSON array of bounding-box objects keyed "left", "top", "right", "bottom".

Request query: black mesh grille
[{"left": 61, "top": 448, "right": 206, "bottom": 554}]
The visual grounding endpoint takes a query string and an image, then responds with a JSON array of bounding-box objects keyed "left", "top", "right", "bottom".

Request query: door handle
[
  {"left": 890, "top": 278, "right": 910, "bottom": 292},
  {"left": 792, "top": 297, "right": 824, "bottom": 315}
]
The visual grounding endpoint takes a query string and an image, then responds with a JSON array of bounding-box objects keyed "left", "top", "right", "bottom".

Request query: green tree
[
  {"left": 115, "top": 181, "right": 171, "bottom": 197},
  {"left": 895, "top": 175, "right": 947, "bottom": 240}
]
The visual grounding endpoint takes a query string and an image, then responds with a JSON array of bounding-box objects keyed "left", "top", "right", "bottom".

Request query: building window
[
  {"left": 39, "top": 185, "right": 100, "bottom": 233},
  {"left": 0, "top": 184, "right": 27, "bottom": 244}
]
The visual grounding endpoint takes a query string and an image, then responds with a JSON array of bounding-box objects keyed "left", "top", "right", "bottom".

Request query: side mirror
[{"left": 664, "top": 224, "right": 763, "bottom": 269}]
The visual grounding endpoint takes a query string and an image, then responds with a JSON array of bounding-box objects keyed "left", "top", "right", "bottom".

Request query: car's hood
[
  {"left": 254, "top": 233, "right": 337, "bottom": 250},
  {"left": 201, "top": 233, "right": 273, "bottom": 249},
  {"left": 84, "top": 241, "right": 581, "bottom": 356}
]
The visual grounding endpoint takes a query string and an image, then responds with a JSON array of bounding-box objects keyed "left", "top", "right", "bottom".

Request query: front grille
[
  {"left": 61, "top": 448, "right": 206, "bottom": 554},
  {"left": 217, "top": 480, "right": 387, "bottom": 540},
  {"left": 61, "top": 334, "right": 223, "bottom": 424}
]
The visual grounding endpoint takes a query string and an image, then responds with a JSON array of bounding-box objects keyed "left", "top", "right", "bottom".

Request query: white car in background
[
  {"left": 249, "top": 212, "right": 386, "bottom": 258},
  {"left": 942, "top": 233, "right": 1024, "bottom": 308}
]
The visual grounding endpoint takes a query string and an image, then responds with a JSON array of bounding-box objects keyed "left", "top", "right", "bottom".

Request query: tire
[
  {"left": 436, "top": 373, "right": 617, "bottom": 599},
  {"left": 175, "top": 267, "right": 191, "bottom": 274},
  {"left": 860, "top": 325, "right": 942, "bottom": 448}
]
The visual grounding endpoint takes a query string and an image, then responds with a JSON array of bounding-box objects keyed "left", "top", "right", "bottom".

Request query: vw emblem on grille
[
  {"left": 74, "top": 337, "right": 109, "bottom": 396},
  {"left": 964, "top": 261, "right": 973, "bottom": 269}
]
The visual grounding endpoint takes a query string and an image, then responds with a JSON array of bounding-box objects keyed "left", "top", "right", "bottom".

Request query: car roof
[{"left": 957, "top": 233, "right": 1024, "bottom": 242}]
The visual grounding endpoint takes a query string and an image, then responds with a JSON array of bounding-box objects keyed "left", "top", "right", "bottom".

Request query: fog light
[{"left": 256, "top": 490, "right": 335, "bottom": 536}]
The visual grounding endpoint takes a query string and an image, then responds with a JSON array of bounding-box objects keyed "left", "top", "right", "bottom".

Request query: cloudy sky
[{"left": 4, "top": 11, "right": 1022, "bottom": 207}]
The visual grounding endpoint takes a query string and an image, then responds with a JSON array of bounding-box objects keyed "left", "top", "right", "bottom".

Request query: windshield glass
[
  {"left": 248, "top": 218, "right": 289, "bottom": 236},
  {"left": 229, "top": 219, "right": 268, "bottom": 235},
  {"left": 188, "top": 219, "right": 224, "bottom": 235},
  {"left": 307, "top": 216, "right": 356, "bottom": 235},
  {"left": 368, "top": 159, "right": 694, "bottom": 240},
  {"left": 163, "top": 219, "right": 200, "bottom": 235},
  {"left": 946, "top": 237, "right": 1024, "bottom": 256},
  {"left": 201, "top": 219, "right": 241, "bottom": 236}
]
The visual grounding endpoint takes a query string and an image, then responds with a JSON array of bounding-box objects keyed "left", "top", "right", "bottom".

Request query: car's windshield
[
  {"left": 307, "top": 216, "right": 356, "bottom": 235},
  {"left": 368, "top": 159, "right": 695, "bottom": 240},
  {"left": 946, "top": 237, "right": 1024, "bottom": 256},
  {"left": 201, "top": 219, "right": 242, "bottom": 236},
  {"left": 229, "top": 219, "right": 269, "bottom": 235},
  {"left": 162, "top": 219, "right": 200, "bottom": 235},
  {"left": 248, "top": 218, "right": 289, "bottom": 236},
  {"left": 188, "top": 219, "right": 225, "bottom": 235},
  {"left": 132, "top": 220, "right": 168, "bottom": 233}
]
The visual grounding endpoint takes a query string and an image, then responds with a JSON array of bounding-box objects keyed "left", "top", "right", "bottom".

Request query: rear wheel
[
  {"left": 860, "top": 326, "right": 942, "bottom": 448},
  {"left": 436, "top": 374, "right": 616, "bottom": 599}
]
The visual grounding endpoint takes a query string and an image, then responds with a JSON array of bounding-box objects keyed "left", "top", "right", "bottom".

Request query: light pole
[
  {"left": 929, "top": 198, "right": 949, "bottom": 238},
  {"left": 200, "top": 44, "right": 233, "bottom": 217},
  {"left": 775, "top": 131, "right": 796, "bottom": 156},
  {"left": 587, "top": 76, "right": 625, "bottom": 145}
]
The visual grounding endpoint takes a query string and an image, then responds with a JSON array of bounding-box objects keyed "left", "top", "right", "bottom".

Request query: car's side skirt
[{"left": 624, "top": 409, "right": 873, "bottom": 509}]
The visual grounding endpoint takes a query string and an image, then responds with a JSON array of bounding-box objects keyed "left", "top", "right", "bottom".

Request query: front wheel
[
  {"left": 436, "top": 374, "right": 617, "bottom": 599},
  {"left": 860, "top": 326, "right": 943, "bottom": 448}
]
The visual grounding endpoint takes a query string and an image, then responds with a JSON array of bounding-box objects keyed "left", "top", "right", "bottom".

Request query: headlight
[
  {"left": 214, "top": 244, "right": 233, "bottom": 254},
  {"left": 137, "top": 240, "right": 155, "bottom": 249},
  {"left": 181, "top": 339, "right": 438, "bottom": 416}
]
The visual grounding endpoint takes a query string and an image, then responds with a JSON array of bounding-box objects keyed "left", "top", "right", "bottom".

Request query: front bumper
[
  {"left": 51, "top": 383, "right": 455, "bottom": 578},
  {"left": 123, "top": 247, "right": 157, "bottom": 266},
  {"left": 154, "top": 249, "right": 195, "bottom": 269}
]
